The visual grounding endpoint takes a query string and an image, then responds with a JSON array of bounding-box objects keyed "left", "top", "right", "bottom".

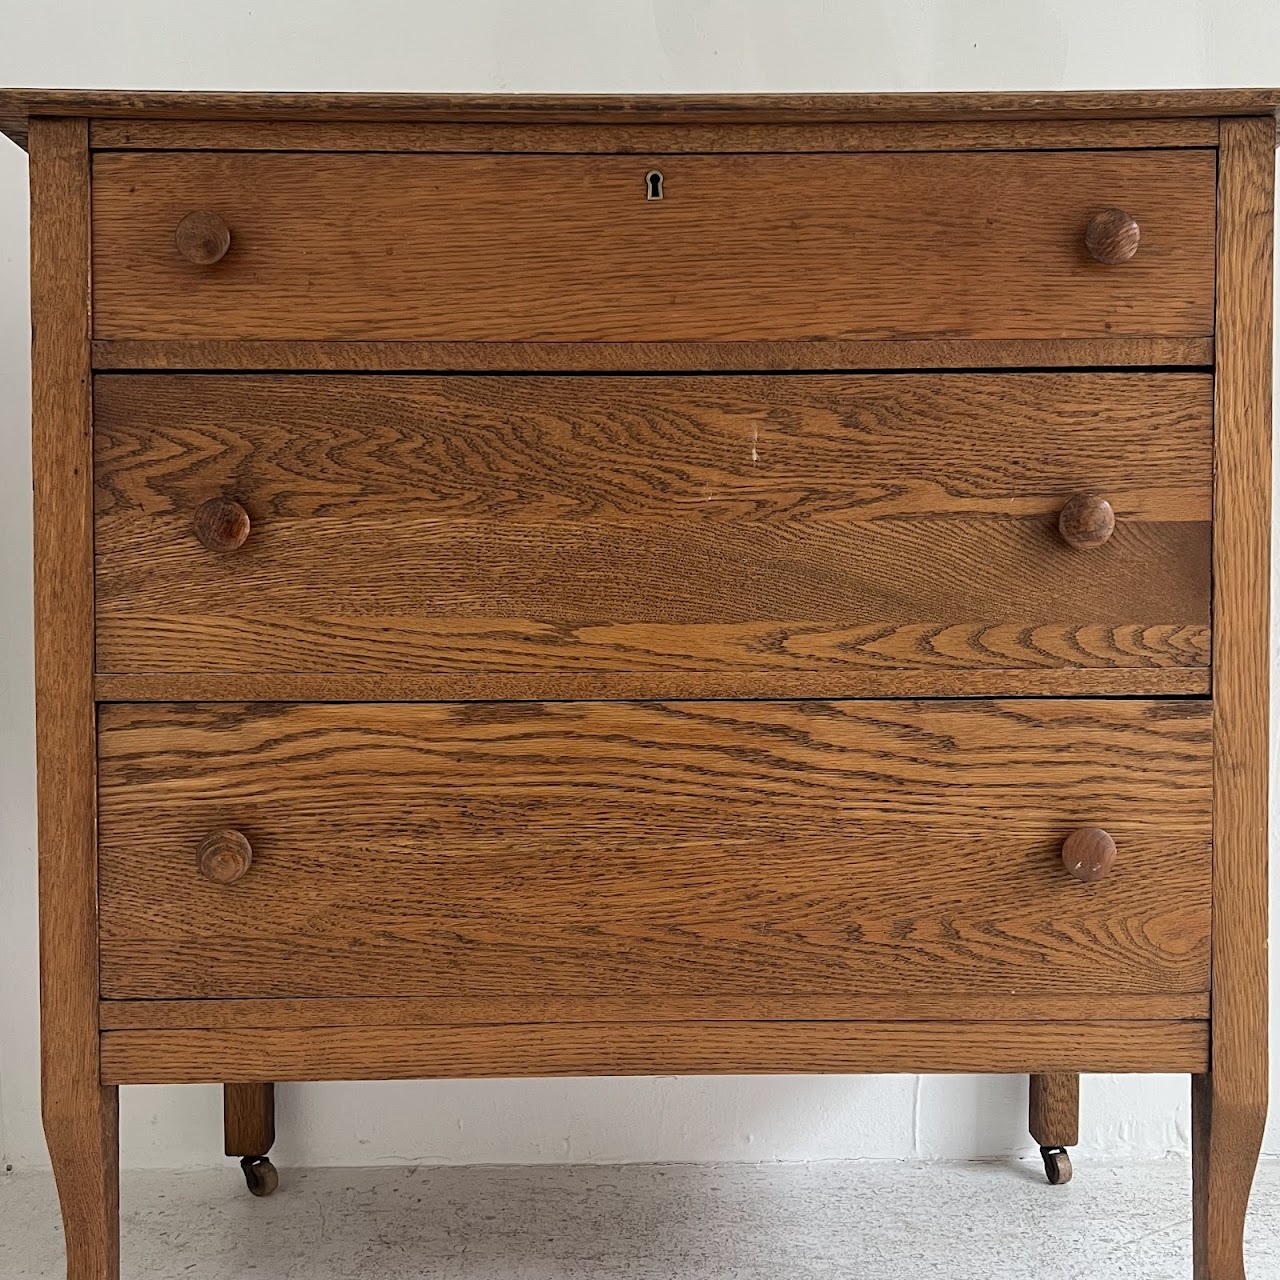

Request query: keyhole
[{"left": 645, "top": 170, "right": 664, "bottom": 201}]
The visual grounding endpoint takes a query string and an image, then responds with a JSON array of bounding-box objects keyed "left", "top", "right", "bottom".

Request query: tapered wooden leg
[
  {"left": 1029, "top": 1072, "right": 1079, "bottom": 1185},
  {"left": 1193, "top": 1073, "right": 1265, "bottom": 1279},
  {"left": 44, "top": 1084, "right": 119, "bottom": 1280},
  {"left": 1194, "top": 114, "right": 1274, "bottom": 1280},
  {"left": 224, "top": 1084, "right": 279, "bottom": 1197},
  {"left": 1192, "top": 112, "right": 1274, "bottom": 1280},
  {"left": 30, "top": 111, "right": 116, "bottom": 1280}
]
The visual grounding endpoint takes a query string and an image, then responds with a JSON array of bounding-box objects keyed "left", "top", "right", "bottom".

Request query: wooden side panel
[
  {"left": 90, "top": 150, "right": 1217, "bottom": 342},
  {"left": 99, "top": 1021, "right": 1210, "bottom": 1086},
  {"left": 97, "top": 699, "right": 1212, "bottom": 1004},
  {"left": 29, "top": 117, "right": 119, "bottom": 1280},
  {"left": 93, "top": 373, "right": 1212, "bottom": 686},
  {"left": 1194, "top": 116, "right": 1274, "bottom": 1280}
]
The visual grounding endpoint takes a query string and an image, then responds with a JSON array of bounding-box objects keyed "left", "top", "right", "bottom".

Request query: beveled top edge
[{"left": 3, "top": 86, "right": 1279, "bottom": 148}]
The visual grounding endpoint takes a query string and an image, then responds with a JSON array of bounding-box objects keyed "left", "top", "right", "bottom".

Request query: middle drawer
[{"left": 94, "top": 372, "right": 1211, "bottom": 694}]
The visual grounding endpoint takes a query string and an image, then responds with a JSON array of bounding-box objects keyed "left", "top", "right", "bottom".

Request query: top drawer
[{"left": 90, "top": 149, "right": 1217, "bottom": 343}]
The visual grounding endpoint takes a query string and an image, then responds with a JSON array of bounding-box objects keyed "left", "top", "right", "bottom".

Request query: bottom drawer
[{"left": 97, "top": 699, "right": 1211, "bottom": 1009}]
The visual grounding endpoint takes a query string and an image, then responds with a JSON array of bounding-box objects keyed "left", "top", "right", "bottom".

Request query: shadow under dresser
[{"left": 2, "top": 87, "right": 1276, "bottom": 1279}]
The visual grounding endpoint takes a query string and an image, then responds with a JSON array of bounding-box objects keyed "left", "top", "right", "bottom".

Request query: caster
[
  {"left": 240, "top": 1155, "right": 279, "bottom": 1197},
  {"left": 1040, "top": 1145, "right": 1073, "bottom": 1186}
]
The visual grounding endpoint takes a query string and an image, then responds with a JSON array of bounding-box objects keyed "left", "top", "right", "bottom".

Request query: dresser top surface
[{"left": 3, "top": 86, "right": 1280, "bottom": 148}]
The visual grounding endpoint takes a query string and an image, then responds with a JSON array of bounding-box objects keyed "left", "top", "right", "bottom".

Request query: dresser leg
[
  {"left": 1029, "top": 1072, "right": 1079, "bottom": 1185},
  {"left": 1192, "top": 1072, "right": 1265, "bottom": 1279},
  {"left": 224, "top": 1083, "right": 279, "bottom": 1196},
  {"left": 44, "top": 1083, "right": 119, "bottom": 1280}
]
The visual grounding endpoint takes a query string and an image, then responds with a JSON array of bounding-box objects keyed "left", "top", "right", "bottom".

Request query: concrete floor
[{"left": 1, "top": 1159, "right": 1278, "bottom": 1279}]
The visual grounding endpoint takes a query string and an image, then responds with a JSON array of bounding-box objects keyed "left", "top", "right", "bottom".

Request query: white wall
[{"left": 1, "top": 0, "right": 1277, "bottom": 1172}]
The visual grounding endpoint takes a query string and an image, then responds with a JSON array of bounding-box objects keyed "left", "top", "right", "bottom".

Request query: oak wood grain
[
  {"left": 1194, "top": 115, "right": 1274, "bottom": 1280},
  {"left": 93, "top": 373, "right": 1212, "bottom": 685},
  {"left": 90, "top": 151, "right": 1217, "bottom": 342},
  {"left": 29, "top": 117, "right": 119, "bottom": 1280},
  {"left": 98, "top": 992, "right": 1211, "bottom": 1031},
  {"left": 89, "top": 337, "right": 1216, "bottom": 372},
  {"left": 87, "top": 117, "right": 1223, "bottom": 153},
  {"left": 90, "top": 668, "right": 1213, "bottom": 704},
  {"left": 4, "top": 83, "right": 1274, "bottom": 1279},
  {"left": 98, "top": 1020, "right": 1210, "bottom": 1086},
  {"left": 97, "top": 699, "right": 1211, "bottom": 1003}
]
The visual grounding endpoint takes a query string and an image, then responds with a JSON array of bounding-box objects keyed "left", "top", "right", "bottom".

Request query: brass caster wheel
[
  {"left": 240, "top": 1155, "right": 279, "bottom": 1197},
  {"left": 1040, "top": 1145, "right": 1073, "bottom": 1186}
]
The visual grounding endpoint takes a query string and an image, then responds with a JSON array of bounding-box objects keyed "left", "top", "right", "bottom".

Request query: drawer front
[
  {"left": 91, "top": 150, "right": 1215, "bottom": 342},
  {"left": 97, "top": 699, "right": 1212, "bottom": 1004},
  {"left": 94, "top": 372, "right": 1211, "bottom": 687}
]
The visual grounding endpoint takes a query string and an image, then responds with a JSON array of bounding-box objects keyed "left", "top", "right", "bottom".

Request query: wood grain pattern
[
  {"left": 223, "top": 1084, "right": 274, "bottom": 1159},
  {"left": 98, "top": 992, "right": 1211, "bottom": 1031},
  {"left": 90, "top": 151, "right": 1217, "bottom": 342},
  {"left": 94, "top": 373, "right": 1213, "bottom": 523},
  {"left": 94, "top": 373, "right": 1212, "bottom": 686},
  {"left": 1195, "top": 116, "right": 1274, "bottom": 1280},
  {"left": 89, "top": 336, "right": 1217, "bottom": 372},
  {"left": 90, "top": 668, "right": 1213, "bottom": 703},
  {"left": 29, "top": 118, "right": 119, "bottom": 1280},
  {"left": 1029, "top": 1073, "right": 1080, "bottom": 1148},
  {"left": 97, "top": 699, "right": 1211, "bottom": 1004},
  {"left": 98, "top": 1021, "right": 1210, "bottom": 1086},
  {"left": 2, "top": 85, "right": 1277, "bottom": 147},
  {"left": 86, "top": 117, "right": 1224, "bottom": 153},
  {"left": 6, "top": 84, "right": 1275, "bottom": 1277}
]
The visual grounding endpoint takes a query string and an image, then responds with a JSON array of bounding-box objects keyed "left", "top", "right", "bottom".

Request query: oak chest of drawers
[{"left": 4, "top": 88, "right": 1276, "bottom": 1279}]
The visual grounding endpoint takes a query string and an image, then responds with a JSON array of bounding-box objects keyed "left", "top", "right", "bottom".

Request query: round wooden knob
[
  {"left": 1058, "top": 494, "right": 1114, "bottom": 550},
  {"left": 1085, "top": 209, "right": 1140, "bottom": 264},
  {"left": 194, "top": 497, "right": 250, "bottom": 552},
  {"left": 1062, "top": 827, "right": 1117, "bottom": 884},
  {"left": 196, "top": 829, "right": 253, "bottom": 885},
  {"left": 175, "top": 210, "right": 232, "bottom": 265}
]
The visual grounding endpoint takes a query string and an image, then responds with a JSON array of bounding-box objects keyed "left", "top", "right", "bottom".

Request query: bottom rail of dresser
[{"left": 98, "top": 1017, "right": 1207, "bottom": 1085}]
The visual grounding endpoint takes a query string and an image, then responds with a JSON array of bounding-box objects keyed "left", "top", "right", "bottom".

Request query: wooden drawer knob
[
  {"left": 196, "top": 829, "right": 253, "bottom": 885},
  {"left": 1084, "top": 209, "right": 1140, "bottom": 264},
  {"left": 175, "top": 210, "right": 232, "bottom": 265},
  {"left": 1058, "top": 493, "right": 1114, "bottom": 549},
  {"left": 1061, "top": 827, "right": 1117, "bottom": 884},
  {"left": 194, "top": 497, "right": 250, "bottom": 552}
]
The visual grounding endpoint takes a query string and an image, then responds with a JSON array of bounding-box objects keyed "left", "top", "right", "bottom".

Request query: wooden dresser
[{"left": 3, "top": 88, "right": 1276, "bottom": 1278}]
